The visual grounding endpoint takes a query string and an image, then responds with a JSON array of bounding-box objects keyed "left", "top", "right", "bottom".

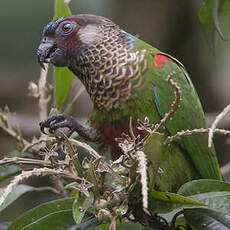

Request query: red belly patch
[{"left": 91, "top": 120, "right": 143, "bottom": 160}]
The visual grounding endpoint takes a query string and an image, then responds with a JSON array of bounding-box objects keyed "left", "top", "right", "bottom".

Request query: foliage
[
  {"left": 198, "top": 0, "right": 230, "bottom": 51},
  {"left": 0, "top": 1, "right": 230, "bottom": 230},
  {"left": 54, "top": 0, "right": 74, "bottom": 110}
]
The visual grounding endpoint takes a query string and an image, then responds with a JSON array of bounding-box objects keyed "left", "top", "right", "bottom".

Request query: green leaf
[
  {"left": 98, "top": 221, "right": 144, "bottom": 230},
  {"left": 160, "top": 179, "right": 230, "bottom": 228},
  {"left": 54, "top": 0, "right": 71, "bottom": 20},
  {"left": 116, "top": 221, "right": 145, "bottom": 230},
  {"left": 54, "top": 67, "right": 74, "bottom": 110},
  {"left": 198, "top": 0, "right": 230, "bottom": 50},
  {"left": 0, "top": 165, "right": 21, "bottom": 182},
  {"left": 53, "top": 0, "right": 73, "bottom": 110},
  {"left": 190, "top": 191, "right": 230, "bottom": 213},
  {"left": 0, "top": 185, "right": 35, "bottom": 213},
  {"left": 184, "top": 207, "right": 230, "bottom": 230},
  {"left": 67, "top": 216, "right": 98, "bottom": 230},
  {"left": 149, "top": 190, "right": 204, "bottom": 213},
  {"left": 177, "top": 179, "right": 230, "bottom": 228},
  {"left": 73, "top": 192, "right": 94, "bottom": 224},
  {"left": 6, "top": 150, "right": 32, "bottom": 158},
  {"left": 143, "top": 133, "right": 166, "bottom": 189},
  {"left": 65, "top": 182, "right": 80, "bottom": 190},
  {"left": 178, "top": 179, "right": 230, "bottom": 213},
  {"left": 23, "top": 210, "right": 74, "bottom": 230},
  {"left": 7, "top": 197, "right": 75, "bottom": 230},
  {"left": 61, "top": 131, "right": 83, "bottom": 177},
  {"left": 178, "top": 179, "right": 230, "bottom": 196}
]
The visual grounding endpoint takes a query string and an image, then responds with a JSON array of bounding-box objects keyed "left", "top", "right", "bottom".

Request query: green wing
[{"left": 150, "top": 52, "right": 222, "bottom": 180}]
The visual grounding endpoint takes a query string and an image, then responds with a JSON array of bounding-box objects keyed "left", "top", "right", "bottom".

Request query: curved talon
[
  {"left": 66, "top": 128, "right": 75, "bottom": 137},
  {"left": 39, "top": 113, "right": 97, "bottom": 141},
  {"left": 49, "top": 121, "right": 71, "bottom": 133},
  {"left": 39, "top": 114, "right": 77, "bottom": 137},
  {"left": 39, "top": 121, "right": 49, "bottom": 134},
  {"left": 40, "top": 126, "right": 47, "bottom": 135}
]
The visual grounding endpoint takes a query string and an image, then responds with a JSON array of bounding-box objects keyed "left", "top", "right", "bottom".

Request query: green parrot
[{"left": 37, "top": 14, "right": 222, "bottom": 193}]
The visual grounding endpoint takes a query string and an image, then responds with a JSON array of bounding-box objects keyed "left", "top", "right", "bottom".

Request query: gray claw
[{"left": 39, "top": 121, "right": 48, "bottom": 134}]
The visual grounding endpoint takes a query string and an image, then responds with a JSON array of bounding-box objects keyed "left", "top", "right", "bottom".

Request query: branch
[
  {"left": 22, "top": 137, "right": 55, "bottom": 153},
  {"left": 0, "top": 167, "right": 79, "bottom": 207},
  {"left": 0, "top": 157, "right": 52, "bottom": 167},
  {"left": 69, "top": 138, "right": 102, "bottom": 159},
  {"left": 208, "top": 104, "right": 230, "bottom": 147},
  {"left": 165, "top": 127, "right": 230, "bottom": 145},
  {"left": 38, "top": 64, "right": 49, "bottom": 122},
  {"left": 0, "top": 122, "right": 30, "bottom": 147},
  {"left": 64, "top": 85, "right": 85, "bottom": 114},
  {"left": 32, "top": 186, "right": 60, "bottom": 194},
  {"left": 154, "top": 71, "right": 182, "bottom": 132}
]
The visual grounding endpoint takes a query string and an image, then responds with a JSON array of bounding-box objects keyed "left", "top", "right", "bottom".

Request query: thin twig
[
  {"left": 64, "top": 85, "right": 85, "bottom": 114},
  {"left": 69, "top": 138, "right": 101, "bottom": 159},
  {"left": 0, "top": 123, "right": 30, "bottom": 146},
  {"left": 22, "top": 137, "right": 55, "bottom": 153},
  {"left": 32, "top": 186, "right": 60, "bottom": 194},
  {"left": 0, "top": 122, "right": 42, "bottom": 153},
  {"left": 154, "top": 71, "right": 182, "bottom": 132},
  {"left": 0, "top": 157, "right": 52, "bottom": 167},
  {"left": 50, "top": 176, "right": 68, "bottom": 197},
  {"left": 166, "top": 128, "right": 230, "bottom": 145},
  {"left": 38, "top": 64, "right": 49, "bottom": 122},
  {"left": 13, "top": 113, "right": 24, "bottom": 147},
  {"left": 129, "top": 117, "right": 136, "bottom": 140},
  {"left": 0, "top": 109, "right": 40, "bottom": 152},
  {"left": 0, "top": 167, "right": 79, "bottom": 207},
  {"left": 208, "top": 104, "right": 230, "bottom": 148}
]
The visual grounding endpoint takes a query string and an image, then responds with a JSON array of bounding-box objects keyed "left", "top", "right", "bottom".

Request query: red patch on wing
[{"left": 154, "top": 54, "right": 168, "bottom": 68}]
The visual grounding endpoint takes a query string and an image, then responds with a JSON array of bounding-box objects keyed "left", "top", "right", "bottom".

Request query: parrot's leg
[{"left": 39, "top": 113, "right": 100, "bottom": 141}]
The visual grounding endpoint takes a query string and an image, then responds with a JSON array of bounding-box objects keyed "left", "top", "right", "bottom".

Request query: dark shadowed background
[{"left": 0, "top": 0, "right": 230, "bottom": 222}]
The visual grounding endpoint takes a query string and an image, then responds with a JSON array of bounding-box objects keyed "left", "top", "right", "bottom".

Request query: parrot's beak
[{"left": 37, "top": 38, "right": 56, "bottom": 70}]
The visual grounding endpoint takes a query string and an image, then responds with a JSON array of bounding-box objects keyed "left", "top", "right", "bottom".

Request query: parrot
[{"left": 37, "top": 14, "right": 222, "bottom": 193}]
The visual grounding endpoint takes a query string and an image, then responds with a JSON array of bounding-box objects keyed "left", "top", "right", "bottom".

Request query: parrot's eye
[
  {"left": 62, "top": 23, "right": 72, "bottom": 33},
  {"left": 58, "top": 21, "right": 77, "bottom": 36}
]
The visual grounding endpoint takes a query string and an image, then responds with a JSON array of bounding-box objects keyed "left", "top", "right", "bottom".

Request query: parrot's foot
[{"left": 39, "top": 113, "right": 99, "bottom": 141}]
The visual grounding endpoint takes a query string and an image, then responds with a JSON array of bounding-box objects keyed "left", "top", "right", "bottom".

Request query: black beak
[{"left": 37, "top": 38, "right": 55, "bottom": 70}]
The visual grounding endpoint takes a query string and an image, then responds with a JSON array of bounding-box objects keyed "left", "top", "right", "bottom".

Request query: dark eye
[
  {"left": 57, "top": 21, "right": 77, "bottom": 36},
  {"left": 62, "top": 23, "right": 72, "bottom": 33}
]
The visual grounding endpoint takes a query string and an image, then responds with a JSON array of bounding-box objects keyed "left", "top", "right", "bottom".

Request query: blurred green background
[{"left": 0, "top": 0, "right": 230, "bottom": 223}]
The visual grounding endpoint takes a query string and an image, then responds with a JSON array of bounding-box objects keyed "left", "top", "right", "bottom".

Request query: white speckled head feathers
[{"left": 78, "top": 24, "right": 102, "bottom": 45}]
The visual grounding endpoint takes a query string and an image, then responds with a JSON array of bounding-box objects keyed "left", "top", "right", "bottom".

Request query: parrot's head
[
  {"left": 37, "top": 15, "right": 140, "bottom": 109},
  {"left": 37, "top": 14, "right": 116, "bottom": 69}
]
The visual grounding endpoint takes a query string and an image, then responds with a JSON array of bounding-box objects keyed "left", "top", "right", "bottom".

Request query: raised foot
[
  {"left": 39, "top": 113, "right": 100, "bottom": 141},
  {"left": 40, "top": 113, "right": 79, "bottom": 137}
]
